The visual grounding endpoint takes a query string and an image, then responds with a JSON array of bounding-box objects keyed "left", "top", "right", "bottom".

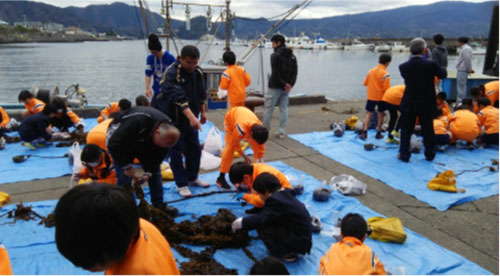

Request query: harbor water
[{"left": 0, "top": 40, "right": 486, "bottom": 104}]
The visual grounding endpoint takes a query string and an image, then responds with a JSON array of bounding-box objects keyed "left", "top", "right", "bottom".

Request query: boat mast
[{"left": 225, "top": 0, "right": 231, "bottom": 51}]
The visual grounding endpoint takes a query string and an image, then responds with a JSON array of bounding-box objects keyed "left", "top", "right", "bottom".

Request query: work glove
[
  {"left": 231, "top": 217, "right": 243, "bottom": 233},
  {"left": 235, "top": 192, "right": 245, "bottom": 201}
]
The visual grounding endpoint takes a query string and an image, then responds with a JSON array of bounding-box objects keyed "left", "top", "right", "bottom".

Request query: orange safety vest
[
  {"left": 79, "top": 151, "right": 117, "bottom": 184},
  {"left": 98, "top": 102, "right": 120, "bottom": 123},
  {"left": 319, "top": 236, "right": 386, "bottom": 275},
  {"left": 242, "top": 163, "right": 291, "bottom": 207},
  {"left": 0, "top": 107, "right": 10, "bottom": 128},
  {"left": 364, "top": 64, "right": 390, "bottom": 101},
  {"left": 105, "top": 219, "right": 180, "bottom": 275},
  {"left": 478, "top": 105, "right": 499, "bottom": 134},
  {"left": 484, "top": 81, "right": 499, "bottom": 106},
  {"left": 381, "top": 85, "right": 404, "bottom": 106},
  {"left": 0, "top": 244, "right": 13, "bottom": 275},
  {"left": 219, "top": 65, "right": 251, "bottom": 107},
  {"left": 433, "top": 116, "right": 449, "bottom": 135},
  {"left": 87, "top": 119, "right": 112, "bottom": 150},
  {"left": 24, "top": 98, "right": 45, "bottom": 115},
  {"left": 450, "top": 109, "right": 481, "bottom": 142}
]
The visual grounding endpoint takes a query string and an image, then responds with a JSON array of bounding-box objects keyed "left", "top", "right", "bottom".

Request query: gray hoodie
[{"left": 431, "top": 45, "right": 448, "bottom": 68}]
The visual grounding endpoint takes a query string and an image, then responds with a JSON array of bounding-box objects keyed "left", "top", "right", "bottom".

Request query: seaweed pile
[{"left": 5, "top": 203, "right": 54, "bottom": 227}]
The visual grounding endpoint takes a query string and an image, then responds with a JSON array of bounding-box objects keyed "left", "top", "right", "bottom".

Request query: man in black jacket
[
  {"left": 154, "top": 45, "right": 209, "bottom": 198},
  {"left": 231, "top": 173, "right": 312, "bottom": 262},
  {"left": 106, "top": 106, "right": 180, "bottom": 209},
  {"left": 399, "top": 37, "right": 447, "bottom": 162},
  {"left": 263, "top": 34, "right": 298, "bottom": 139}
]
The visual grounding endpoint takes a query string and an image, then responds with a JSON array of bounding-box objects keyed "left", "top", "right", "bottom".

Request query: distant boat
[
  {"left": 313, "top": 36, "right": 343, "bottom": 50},
  {"left": 374, "top": 42, "right": 391, "bottom": 52},
  {"left": 390, "top": 41, "right": 408, "bottom": 52},
  {"left": 344, "top": 39, "right": 372, "bottom": 51},
  {"left": 287, "top": 33, "right": 314, "bottom": 50}
]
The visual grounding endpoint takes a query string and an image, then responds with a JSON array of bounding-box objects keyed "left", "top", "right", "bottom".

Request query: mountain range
[{"left": 0, "top": 1, "right": 497, "bottom": 39}]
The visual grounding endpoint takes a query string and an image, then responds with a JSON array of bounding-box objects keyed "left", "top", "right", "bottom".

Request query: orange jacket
[
  {"left": 0, "top": 244, "right": 13, "bottom": 275},
  {"left": 319, "top": 236, "right": 386, "bottom": 275},
  {"left": 437, "top": 101, "right": 452, "bottom": 119},
  {"left": 450, "top": 109, "right": 481, "bottom": 142},
  {"left": 364, "top": 64, "right": 390, "bottom": 101},
  {"left": 477, "top": 105, "right": 499, "bottom": 134},
  {"left": 219, "top": 65, "right": 251, "bottom": 106},
  {"left": 98, "top": 102, "right": 120, "bottom": 123},
  {"left": 87, "top": 119, "right": 112, "bottom": 150},
  {"left": 106, "top": 219, "right": 180, "bottom": 275},
  {"left": 484, "top": 81, "right": 499, "bottom": 106},
  {"left": 55, "top": 107, "right": 83, "bottom": 126},
  {"left": 0, "top": 107, "right": 10, "bottom": 128},
  {"left": 433, "top": 116, "right": 449, "bottom": 135},
  {"left": 79, "top": 151, "right": 117, "bottom": 184},
  {"left": 242, "top": 163, "right": 291, "bottom": 207},
  {"left": 381, "top": 85, "right": 404, "bottom": 106},
  {"left": 24, "top": 98, "right": 45, "bottom": 115}
]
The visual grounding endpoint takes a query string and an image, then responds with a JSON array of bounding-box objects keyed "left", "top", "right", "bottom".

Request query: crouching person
[
  {"left": 231, "top": 173, "right": 312, "bottom": 262},
  {"left": 74, "top": 143, "right": 117, "bottom": 185},
  {"left": 106, "top": 106, "right": 180, "bottom": 211},
  {"left": 54, "top": 183, "right": 180, "bottom": 274},
  {"left": 18, "top": 104, "right": 58, "bottom": 150},
  {"left": 319, "top": 213, "right": 386, "bottom": 275}
]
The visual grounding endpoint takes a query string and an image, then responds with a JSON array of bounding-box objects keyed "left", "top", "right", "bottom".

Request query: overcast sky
[{"left": 34, "top": 0, "right": 491, "bottom": 20}]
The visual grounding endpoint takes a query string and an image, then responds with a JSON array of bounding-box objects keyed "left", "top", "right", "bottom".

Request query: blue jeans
[
  {"left": 168, "top": 127, "right": 201, "bottom": 188},
  {"left": 113, "top": 162, "right": 164, "bottom": 207},
  {"left": 263, "top": 88, "right": 289, "bottom": 135},
  {"left": 456, "top": 71, "right": 468, "bottom": 103}
]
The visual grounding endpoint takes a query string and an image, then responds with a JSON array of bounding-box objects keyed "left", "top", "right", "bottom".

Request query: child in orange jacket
[
  {"left": 74, "top": 143, "right": 117, "bottom": 185},
  {"left": 319, "top": 213, "right": 386, "bottom": 275},
  {"left": 359, "top": 54, "right": 391, "bottom": 140},
  {"left": 216, "top": 106, "right": 268, "bottom": 189},
  {"left": 97, "top": 99, "right": 131, "bottom": 123},
  {"left": 381, "top": 85, "right": 404, "bottom": 143},
  {"left": 229, "top": 162, "right": 291, "bottom": 212},
  {"left": 18, "top": 90, "right": 45, "bottom": 118},
  {"left": 54, "top": 183, "right": 179, "bottom": 275},
  {"left": 433, "top": 108, "right": 452, "bottom": 152},
  {"left": 477, "top": 97, "right": 499, "bottom": 146},
  {"left": 436, "top": 92, "right": 452, "bottom": 119},
  {"left": 449, "top": 99, "right": 480, "bottom": 150},
  {"left": 218, "top": 51, "right": 251, "bottom": 108}
]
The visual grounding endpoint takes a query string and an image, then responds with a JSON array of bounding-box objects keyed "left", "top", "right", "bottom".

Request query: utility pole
[
  {"left": 165, "top": 0, "right": 170, "bottom": 51},
  {"left": 138, "top": 0, "right": 150, "bottom": 36},
  {"left": 224, "top": 0, "right": 231, "bottom": 51}
]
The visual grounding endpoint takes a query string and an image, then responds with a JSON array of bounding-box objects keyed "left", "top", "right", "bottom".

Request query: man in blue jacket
[
  {"left": 399, "top": 38, "right": 447, "bottom": 162},
  {"left": 145, "top": 34, "right": 176, "bottom": 107},
  {"left": 154, "top": 45, "right": 210, "bottom": 197}
]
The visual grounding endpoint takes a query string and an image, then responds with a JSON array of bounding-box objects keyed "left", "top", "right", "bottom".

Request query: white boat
[
  {"left": 312, "top": 36, "right": 343, "bottom": 50},
  {"left": 287, "top": 33, "right": 314, "bottom": 50},
  {"left": 390, "top": 41, "right": 408, "bottom": 52},
  {"left": 374, "top": 42, "right": 391, "bottom": 52},
  {"left": 344, "top": 39, "right": 372, "bottom": 51}
]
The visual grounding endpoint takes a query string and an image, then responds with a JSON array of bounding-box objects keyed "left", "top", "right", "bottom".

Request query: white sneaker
[
  {"left": 188, "top": 178, "right": 210, "bottom": 188},
  {"left": 0, "top": 137, "right": 5, "bottom": 150},
  {"left": 178, "top": 186, "right": 192, "bottom": 197}
]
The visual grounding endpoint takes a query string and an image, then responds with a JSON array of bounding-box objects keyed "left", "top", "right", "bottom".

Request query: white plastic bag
[
  {"left": 200, "top": 150, "right": 221, "bottom": 170},
  {"left": 203, "top": 126, "right": 223, "bottom": 156},
  {"left": 329, "top": 174, "right": 367, "bottom": 195},
  {"left": 68, "top": 142, "right": 83, "bottom": 189}
]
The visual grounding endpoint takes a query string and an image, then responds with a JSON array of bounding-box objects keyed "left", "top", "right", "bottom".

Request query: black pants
[
  {"left": 386, "top": 103, "right": 401, "bottom": 137},
  {"left": 482, "top": 133, "right": 499, "bottom": 146},
  {"left": 257, "top": 226, "right": 310, "bottom": 258},
  {"left": 435, "top": 134, "right": 450, "bottom": 146},
  {"left": 399, "top": 110, "right": 435, "bottom": 159},
  {"left": 51, "top": 115, "right": 74, "bottom": 132}
]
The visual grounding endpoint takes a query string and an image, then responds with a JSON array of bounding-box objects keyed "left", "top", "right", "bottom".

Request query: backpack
[{"left": 367, "top": 217, "right": 407, "bottom": 244}]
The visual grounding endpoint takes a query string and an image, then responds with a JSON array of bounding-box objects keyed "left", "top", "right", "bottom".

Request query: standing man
[
  {"left": 456, "top": 36, "right": 474, "bottom": 104},
  {"left": 398, "top": 38, "right": 447, "bottom": 162},
  {"left": 154, "top": 45, "right": 210, "bottom": 198},
  {"left": 145, "top": 34, "right": 176, "bottom": 107},
  {"left": 431, "top": 34, "right": 448, "bottom": 92},
  {"left": 106, "top": 106, "right": 180, "bottom": 211},
  {"left": 263, "top": 34, "right": 298, "bottom": 139}
]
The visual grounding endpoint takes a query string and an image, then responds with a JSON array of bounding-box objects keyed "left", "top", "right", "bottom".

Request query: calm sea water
[{"left": 0, "top": 40, "right": 486, "bottom": 105}]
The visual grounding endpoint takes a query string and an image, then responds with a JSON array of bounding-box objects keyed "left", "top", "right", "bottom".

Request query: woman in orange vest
[
  {"left": 319, "top": 213, "right": 386, "bottom": 275},
  {"left": 216, "top": 106, "right": 268, "bottom": 189},
  {"left": 228, "top": 162, "right": 291, "bottom": 212},
  {"left": 55, "top": 183, "right": 180, "bottom": 275}
]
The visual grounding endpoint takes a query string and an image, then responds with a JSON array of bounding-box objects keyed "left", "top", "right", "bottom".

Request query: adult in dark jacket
[
  {"left": 18, "top": 103, "right": 58, "bottom": 148},
  {"left": 154, "top": 45, "right": 209, "bottom": 198},
  {"left": 263, "top": 34, "right": 298, "bottom": 139},
  {"left": 106, "top": 106, "right": 180, "bottom": 208},
  {"left": 231, "top": 173, "right": 312, "bottom": 262},
  {"left": 399, "top": 37, "right": 447, "bottom": 162}
]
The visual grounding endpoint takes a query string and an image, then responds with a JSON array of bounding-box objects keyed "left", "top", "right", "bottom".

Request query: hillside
[{"left": 0, "top": 1, "right": 496, "bottom": 39}]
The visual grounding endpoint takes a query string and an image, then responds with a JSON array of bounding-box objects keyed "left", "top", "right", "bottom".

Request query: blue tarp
[
  {"left": 290, "top": 130, "right": 499, "bottom": 211},
  {"left": 0, "top": 161, "right": 491, "bottom": 275}
]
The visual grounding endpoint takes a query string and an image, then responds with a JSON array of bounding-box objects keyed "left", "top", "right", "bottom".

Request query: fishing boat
[
  {"left": 344, "top": 39, "right": 372, "bottom": 51},
  {"left": 390, "top": 41, "right": 409, "bottom": 52},
  {"left": 374, "top": 42, "right": 391, "bottom": 52}
]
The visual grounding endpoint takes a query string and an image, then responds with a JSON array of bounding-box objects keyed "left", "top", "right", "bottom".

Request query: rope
[{"left": 132, "top": 0, "right": 148, "bottom": 53}]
